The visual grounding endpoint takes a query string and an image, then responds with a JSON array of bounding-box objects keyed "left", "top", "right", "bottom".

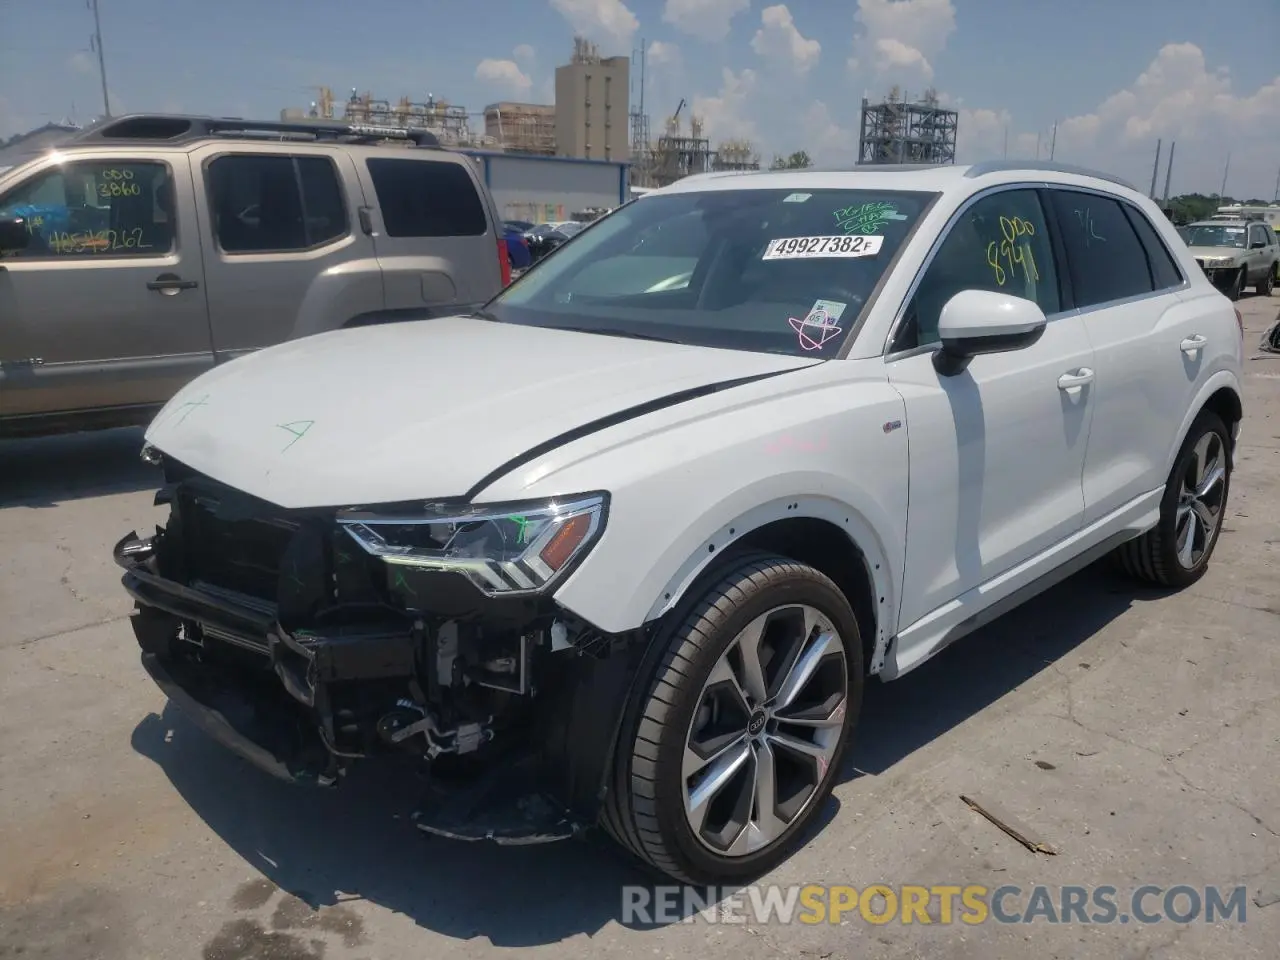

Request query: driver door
[{"left": 885, "top": 186, "right": 1097, "bottom": 632}]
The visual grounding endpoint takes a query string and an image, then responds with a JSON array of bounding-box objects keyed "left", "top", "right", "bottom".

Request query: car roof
[
  {"left": 650, "top": 159, "right": 1144, "bottom": 204},
  {"left": 1187, "top": 219, "right": 1250, "bottom": 227}
]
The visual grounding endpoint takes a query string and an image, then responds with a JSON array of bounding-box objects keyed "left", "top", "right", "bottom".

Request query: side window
[
  {"left": 1121, "top": 204, "right": 1184, "bottom": 290},
  {"left": 1049, "top": 191, "right": 1154, "bottom": 307},
  {"left": 365, "top": 158, "right": 487, "bottom": 237},
  {"left": 0, "top": 159, "right": 176, "bottom": 259},
  {"left": 207, "top": 154, "right": 348, "bottom": 254},
  {"left": 1251, "top": 224, "right": 1271, "bottom": 249},
  {"left": 898, "top": 189, "right": 1059, "bottom": 350}
]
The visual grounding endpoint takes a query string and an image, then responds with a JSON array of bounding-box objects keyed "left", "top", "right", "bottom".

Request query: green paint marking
[
  {"left": 171, "top": 394, "right": 210, "bottom": 425},
  {"left": 336, "top": 549, "right": 352, "bottom": 564},
  {"left": 393, "top": 569, "right": 418, "bottom": 596},
  {"left": 276, "top": 420, "right": 315, "bottom": 452},
  {"left": 833, "top": 202, "right": 906, "bottom": 236},
  {"left": 512, "top": 515, "right": 531, "bottom": 544}
]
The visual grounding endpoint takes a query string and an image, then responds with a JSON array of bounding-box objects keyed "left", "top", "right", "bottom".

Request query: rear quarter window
[
  {"left": 1121, "top": 204, "right": 1184, "bottom": 290},
  {"left": 366, "top": 157, "right": 488, "bottom": 238}
]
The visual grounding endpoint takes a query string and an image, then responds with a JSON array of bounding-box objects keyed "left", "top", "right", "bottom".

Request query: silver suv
[
  {"left": 1183, "top": 217, "right": 1280, "bottom": 299},
  {"left": 0, "top": 114, "right": 509, "bottom": 438}
]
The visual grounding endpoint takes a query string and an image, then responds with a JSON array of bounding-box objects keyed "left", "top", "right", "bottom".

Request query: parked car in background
[
  {"left": 1182, "top": 218, "right": 1279, "bottom": 299},
  {"left": 501, "top": 221, "right": 532, "bottom": 271},
  {"left": 0, "top": 113, "right": 509, "bottom": 439},
  {"left": 115, "top": 159, "right": 1242, "bottom": 885},
  {"left": 527, "top": 220, "right": 586, "bottom": 262}
]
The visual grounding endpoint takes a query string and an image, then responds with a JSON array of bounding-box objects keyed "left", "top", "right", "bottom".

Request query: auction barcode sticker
[{"left": 762, "top": 235, "right": 884, "bottom": 260}]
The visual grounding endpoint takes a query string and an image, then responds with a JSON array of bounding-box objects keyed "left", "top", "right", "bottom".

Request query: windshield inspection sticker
[
  {"left": 789, "top": 304, "right": 845, "bottom": 351},
  {"left": 763, "top": 235, "right": 884, "bottom": 259}
]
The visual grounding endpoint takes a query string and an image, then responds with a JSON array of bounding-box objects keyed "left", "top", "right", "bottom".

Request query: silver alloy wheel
[
  {"left": 682, "top": 604, "right": 848, "bottom": 857},
  {"left": 1175, "top": 430, "right": 1226, "bottom": 569}
]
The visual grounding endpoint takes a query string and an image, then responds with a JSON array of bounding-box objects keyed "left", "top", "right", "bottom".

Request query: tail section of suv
[{"left": 0, "top": 114, "right": 508, "bottom": 439}]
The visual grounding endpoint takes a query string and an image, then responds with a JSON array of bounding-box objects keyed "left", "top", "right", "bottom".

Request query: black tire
[
  {"left": 1228, "top": 267, "right": 1246, "bottom": 301},
  {"left": 1112, "top": 410, "right": 1231, "bottom": 588},
  {"left": 1259, "top": 263, "right": 1277, "bottom": 297},
  {"left": 601, "top": 553, "right": 864, "bottom": 885}
]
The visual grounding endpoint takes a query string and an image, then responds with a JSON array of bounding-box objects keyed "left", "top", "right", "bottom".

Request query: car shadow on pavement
[
  {"left": 128, "top": 563, "right": 1172, "bottom": 945},
  {"left": 0, "top": 427, "right": 159, "bottom": 508}
]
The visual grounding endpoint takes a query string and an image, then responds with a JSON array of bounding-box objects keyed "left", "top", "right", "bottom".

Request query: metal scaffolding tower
[{"left": 857, "top": 87, "right": 958, "bottom": 165}]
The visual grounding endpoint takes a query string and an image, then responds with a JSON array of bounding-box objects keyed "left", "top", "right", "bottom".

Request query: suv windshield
[
  {"left": 1185, "top": 224, "right": 1247, "bottom": 248},
  {"left": 486, "top": 187, "right": 935, "bottom": 356}
]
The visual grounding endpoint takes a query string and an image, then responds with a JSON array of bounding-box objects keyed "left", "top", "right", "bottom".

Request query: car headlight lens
[{"left": 336, "top": 494, "right": 607, "bottom": 595}]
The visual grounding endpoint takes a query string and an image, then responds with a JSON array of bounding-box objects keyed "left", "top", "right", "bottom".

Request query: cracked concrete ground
[{"left": 1, "top": 295, "right": 1278, "bottom": 960}]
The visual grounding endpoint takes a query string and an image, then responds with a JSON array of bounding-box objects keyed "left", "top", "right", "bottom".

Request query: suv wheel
[
  {"left": 1259, "top": 263, "right": 1278, "bottom": 297},
  {"left": 1228, "top": 267, "right": 1246, "bottom": 301},
  {"left": 1113, "top": 411, "right": 1231, "bottom": 588},
  {"left": 602, "top": 554, "right": 863, "bottom": 884}
]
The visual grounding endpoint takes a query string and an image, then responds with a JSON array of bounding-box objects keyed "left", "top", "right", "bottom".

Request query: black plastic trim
[{"left": 463, "top": 368, "right": 802, "bottom": 501}]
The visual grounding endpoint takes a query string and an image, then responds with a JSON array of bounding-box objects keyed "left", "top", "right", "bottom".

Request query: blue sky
[{"left": 2, "top": 0, "right": 1277, "bottom": 198}]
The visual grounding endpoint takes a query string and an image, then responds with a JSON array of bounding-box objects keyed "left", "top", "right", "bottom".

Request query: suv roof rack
[
  {"left": 71, "top": 113, "right": 441, "bottom": 148},
  {"left": 963, "top": 159, "right": 1136, "bottom": 192}
]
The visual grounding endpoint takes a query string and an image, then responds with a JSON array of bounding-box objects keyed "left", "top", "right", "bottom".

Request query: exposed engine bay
[{"left": 116, "top": 453, "right": 647, "bottom": 843}]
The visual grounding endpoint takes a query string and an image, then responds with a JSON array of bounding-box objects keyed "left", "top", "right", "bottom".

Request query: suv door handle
[
  {"left": 147, "top": 273, "right": 199, "bottom": 294},
  {"left": 1180, "top": 335, "right": 1208, "bottom": 354},
  {"left": 1057, "top": 368, "right": 1094, "bottom": 391}
]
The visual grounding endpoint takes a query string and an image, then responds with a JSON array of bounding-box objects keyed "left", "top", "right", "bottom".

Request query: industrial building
[
  {"left": 857, "top": 87, "right": 958, "bottom": 165},
  {"left": 554, "top": 37, "right": 630, "bottom": 162},
  {"left": 283, "top": 35, "right": 763, "bottom": 200}
]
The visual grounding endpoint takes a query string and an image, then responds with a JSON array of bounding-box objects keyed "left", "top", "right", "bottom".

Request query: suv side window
[
  {"left": 207, "top": 154, "right": 347, "bottom": 254},
  {"left": 366, "top": 158, "right": 487, "bottom": 237},
  {"left": 1120, "top": 204, "right": 1185, "bottom": 290},
  {"left": 0, "top": 159, "right": 176, "bottom": 258},
  {"left": 1048, "top": 191, "right": 1154, "bottom": 307},
  {"left": 896, "top": 188, "right": 1059, "bottom": 351},
  {"left": 1251, "top": 224, "right": 1272, "bottom": 249}
]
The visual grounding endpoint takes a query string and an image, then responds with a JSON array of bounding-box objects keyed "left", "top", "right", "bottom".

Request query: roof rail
[
  {"left": 849, "top": 162, "right": 950, "bottom": 172},
  {"left": 71, "top": 113, "right": 441, "bottom": 148},
  {"left": 963, "top": 159, "right": 1136, "bottom": 192}
]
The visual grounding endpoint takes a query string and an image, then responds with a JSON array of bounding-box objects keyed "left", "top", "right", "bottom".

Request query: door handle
[
  {"left": 1057, "top": 367, "right": 1094, "bottom": 391},
  {"left": 1180, "top": 335, "right": 1207, "bottom": 355},
  {"left": 147, "top": 273, "right": 199, "bottom": 294}
]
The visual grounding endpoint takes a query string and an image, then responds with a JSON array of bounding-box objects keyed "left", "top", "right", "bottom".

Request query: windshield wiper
[{"left": 545, "top": 324, "right": 683, "bottom": 344}]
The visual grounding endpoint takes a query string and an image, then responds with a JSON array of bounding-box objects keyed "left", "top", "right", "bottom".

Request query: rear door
[
  {"left": 0, "top": 151, "right": 213, "bottom": 418},
  {"left": 357, "top": 154, "right": 503, "bottom": 314},
  {"left": 1249, "top": 223, "right": 1274, "bottom": 282},
  {"left": 191, "top": 145, "right": 382, "bottom": 359},
  {"left": 1046, "top": 188, "right": 1206, "bottom": 524}
]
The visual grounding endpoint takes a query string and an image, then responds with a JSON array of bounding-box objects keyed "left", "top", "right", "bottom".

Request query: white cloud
[
  {"left": 955, "top": 43, "right": 1280, "bottom": 197},
  {"left": 848, "top": 0, "right": 956, "bottom": 86},
  {"left": 691, "top": 67, "right": 759, "bottom": 142},
  {"left": 68, "top": 51, "right": 95, "bottom": 75},
  {"left": 475, "top": 58, "right": 533, "bottom": 96},
  {"left": 513, "top": 44, "right": 535, "bottom": 63},
  {"left": 751, "top": 5, "right": 821, "bottom": 75},
  {"left": 550, "top": 0, "right": 639, "bottom": 48},
  {"left": 662, "top": 0, "right": 750, "bottom": 42},
  {"left": 801, "top": 101, "right": 858, "bottom": 163},
  {"left": 646, "top": 40, "right": 681, "bottom": 67}
]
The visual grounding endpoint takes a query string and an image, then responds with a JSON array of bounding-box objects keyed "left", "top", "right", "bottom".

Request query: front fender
[{"left": 474, "top": 363, "right": 909, "bottom": 660}]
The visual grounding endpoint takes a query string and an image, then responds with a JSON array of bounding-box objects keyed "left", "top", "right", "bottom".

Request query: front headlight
[{"left": 337, "top": 494, "right": 607, "bottom": 596}]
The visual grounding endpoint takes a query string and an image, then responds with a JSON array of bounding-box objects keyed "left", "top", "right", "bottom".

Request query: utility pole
[
  {"left": 1219, "top": 152, "right": 1231, "bottom": 199},
  {"left": 1049, "top": 121, "right": 1057, "bottom": 160},
  {"left": 1162, "top": 141, "right": 1176, "bottom": 205},
  {"left": 1035, "top": 131, "right": 1041, "bottom": 160},
  {"left": 89, "top": 0, "right": 111, "bottom": 117},
  {"left": 1273, "top": 163, "right": 1279, "bottom": 204},
  {"left": 1149, "top": 139, "right": 1162, "bottom": 198}
]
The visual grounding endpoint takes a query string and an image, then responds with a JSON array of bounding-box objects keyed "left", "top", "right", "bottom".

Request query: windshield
[
  {"left": 486, "top": 187, "right": 935, "bottom": 357},
  {"left": 1186, "top": 224, "right": 1247, "bottom": 248}
]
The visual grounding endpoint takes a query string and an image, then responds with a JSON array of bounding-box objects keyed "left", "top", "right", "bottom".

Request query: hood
[
  {"left": 1187, "top": 246, "right": 1245, "bottom": 262},
  {"left": 146, "top": 315, "right": 819, "bottom": 509}
]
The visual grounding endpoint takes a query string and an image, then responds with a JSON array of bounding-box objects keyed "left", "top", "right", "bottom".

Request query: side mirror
[
  {"left": 933, "top": 289, "right": 1047, "bottom": 376},
  {"left": 0, "top": 216, "right": 31, "bottom": 255},
  {"left": 1250, "top": 240, "right": 1266, "bottom": 249}
]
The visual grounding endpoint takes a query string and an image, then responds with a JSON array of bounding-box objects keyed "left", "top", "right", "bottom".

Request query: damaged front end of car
[{"left": 116, "top": 448, "right": 651, "bottom": 844}]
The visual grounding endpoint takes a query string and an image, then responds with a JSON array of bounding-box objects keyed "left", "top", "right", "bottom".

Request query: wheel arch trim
[{"left": 1166, "top": 372, "right": 1244, "bottom": 475}]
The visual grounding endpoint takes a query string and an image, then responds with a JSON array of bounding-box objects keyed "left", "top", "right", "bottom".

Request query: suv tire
[
  {"left": 602, "top": 554, "right": 863, "bottom": 884},
  {"left": 1258, "top": 263, "right": 1277, "bottom": 297},
  {"left": 1112, "top": 411, "right": 1231, "bottom": 588},
  {"left": 1228, "top": 267, "right": 1246, "bottom": 301}
]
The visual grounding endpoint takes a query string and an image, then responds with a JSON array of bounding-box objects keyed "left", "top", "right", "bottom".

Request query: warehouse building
[{"left": 454, "top": 149, "right": 628, "bottom": 223}]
